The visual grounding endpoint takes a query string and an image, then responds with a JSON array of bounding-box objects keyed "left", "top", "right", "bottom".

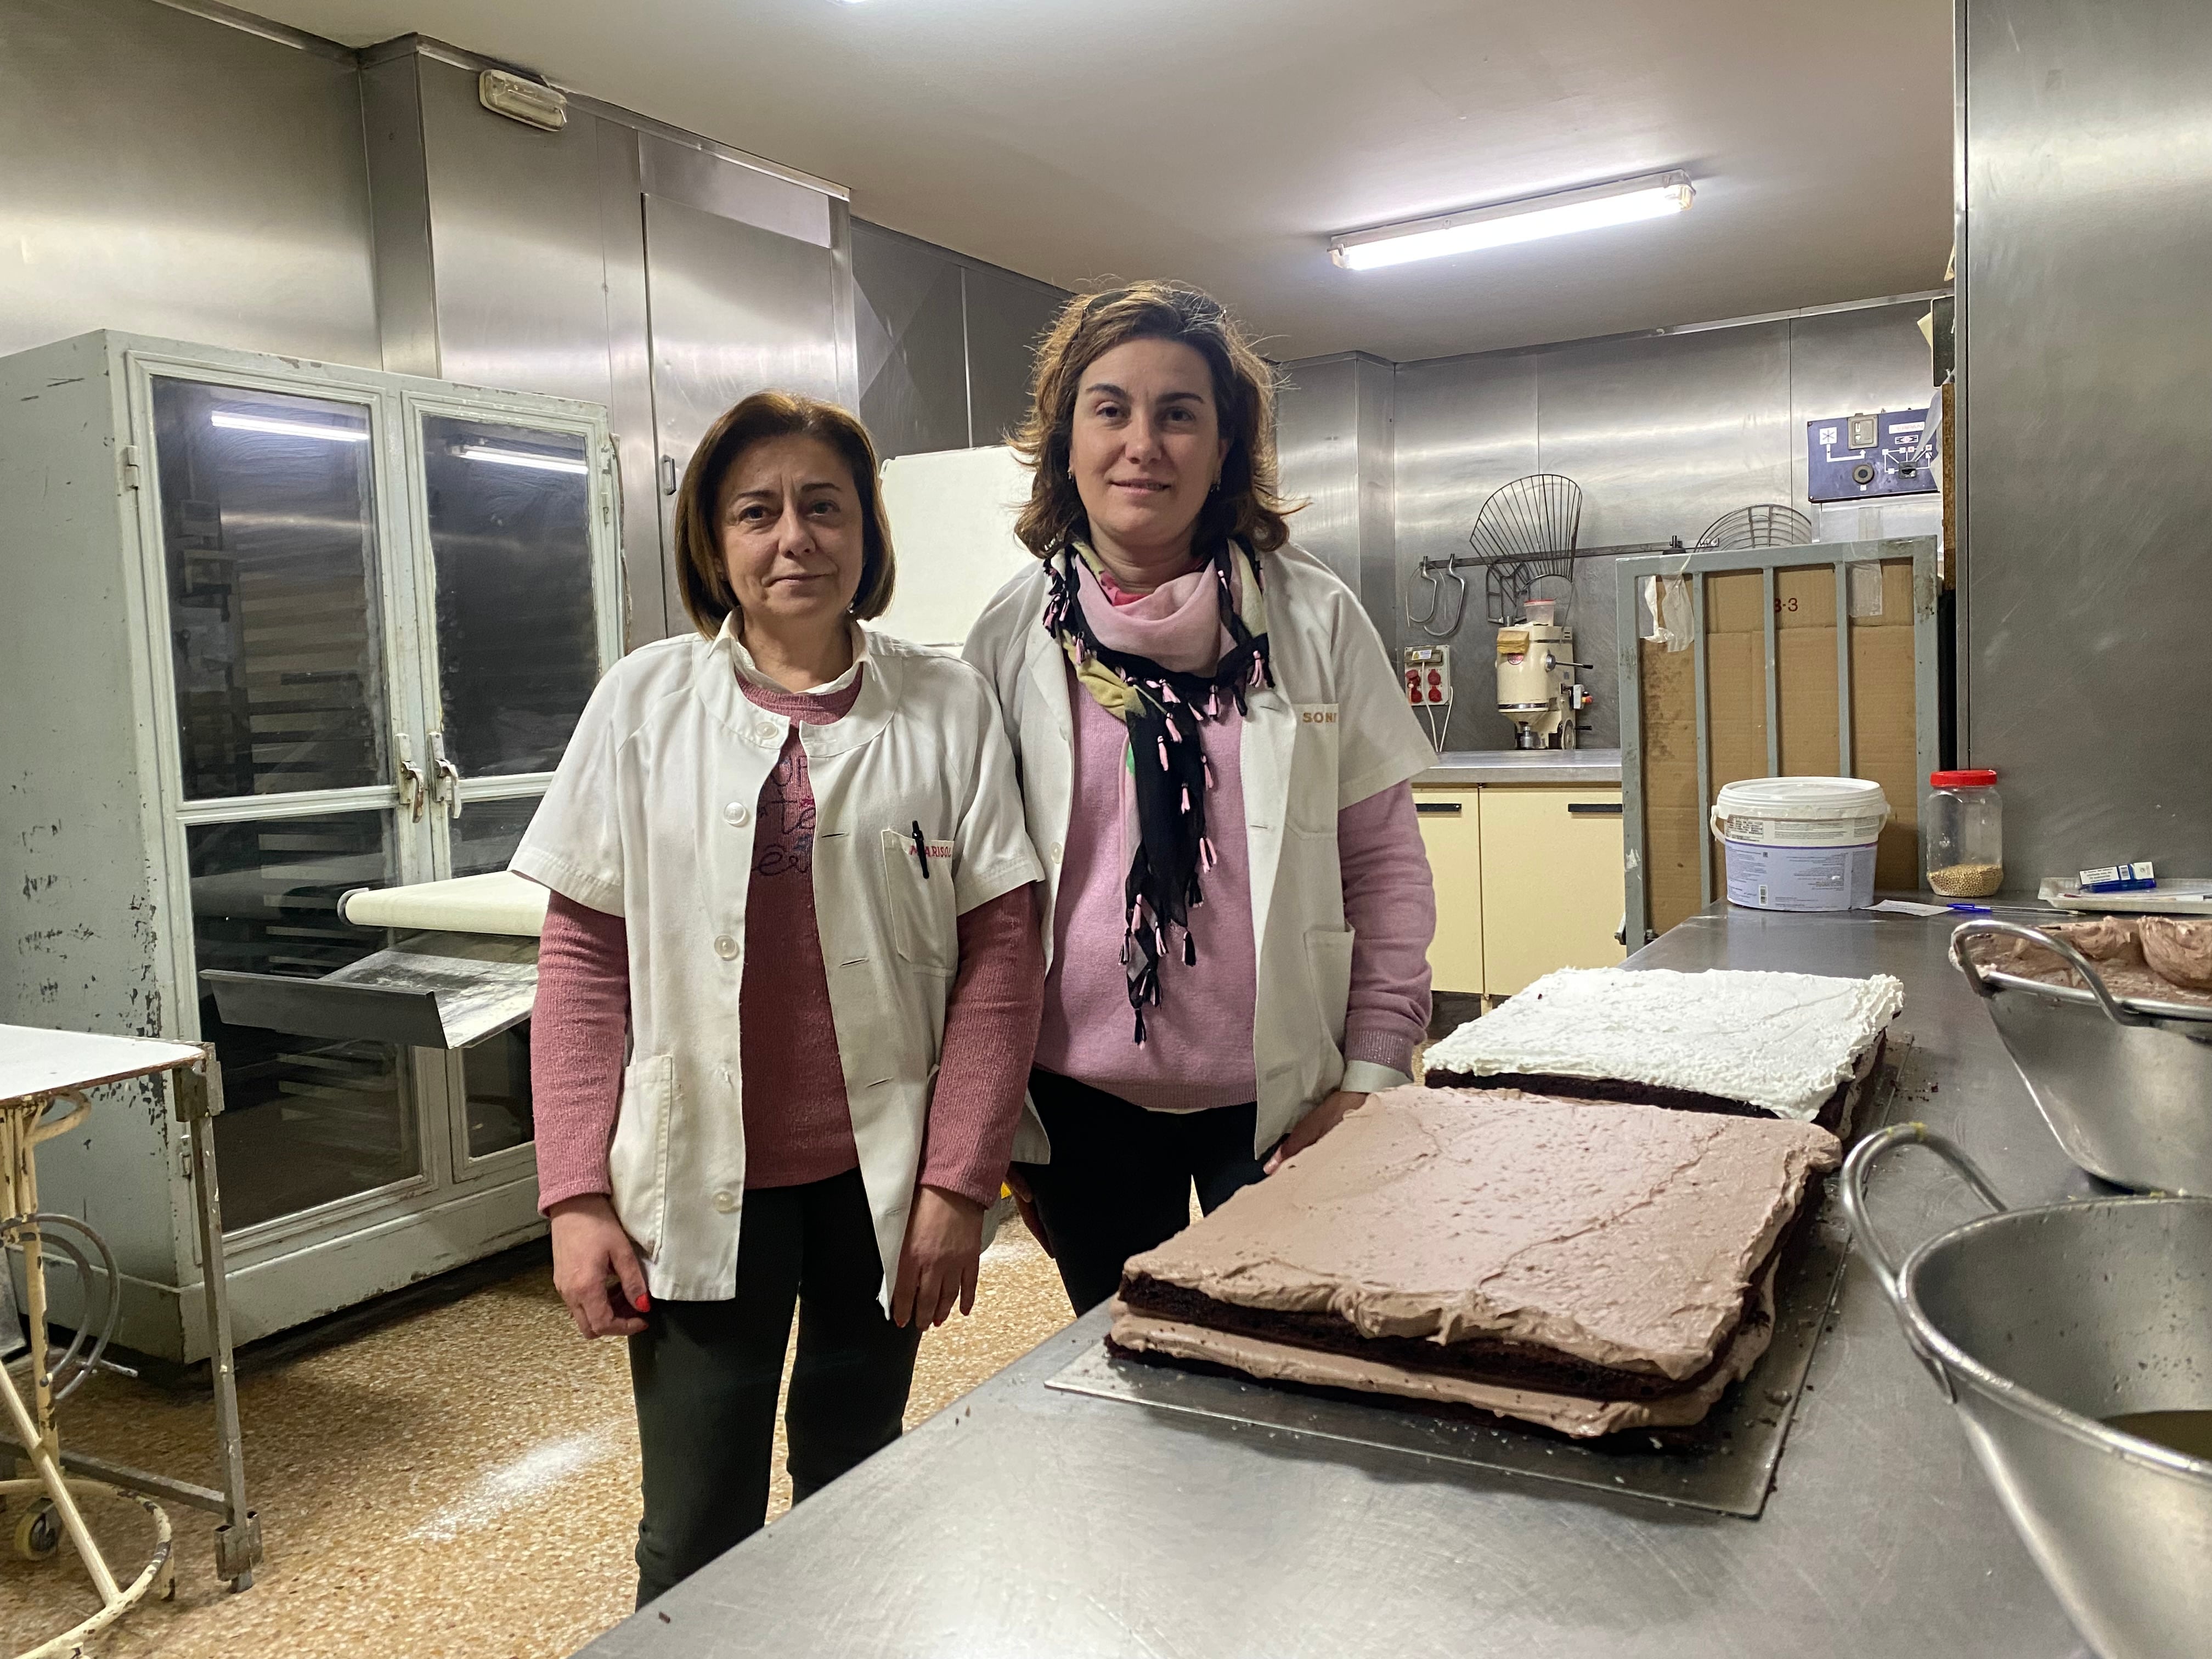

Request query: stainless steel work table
[{"left": 579, "top": 904, "right": 2094, "bottom": 1659}]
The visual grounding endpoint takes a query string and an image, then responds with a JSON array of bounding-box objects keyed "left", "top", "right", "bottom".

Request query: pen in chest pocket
[{"left": 911, "top": 819, "right": 930, "bottom": 879}]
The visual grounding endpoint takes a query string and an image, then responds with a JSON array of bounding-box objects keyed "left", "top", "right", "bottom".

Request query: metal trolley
[{"left": 2, "top": 1026, "right": 261, "bottom": 1657}]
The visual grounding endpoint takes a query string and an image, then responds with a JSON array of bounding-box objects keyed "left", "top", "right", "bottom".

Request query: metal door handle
[
  {"left": 396, "top": 734, "right": 427, "bottom": 823},
  {"left": 1567, "top": 802, "right": 1623, "bottom": 816},
  {"left": 1415, "top": 800, "right": 1463, "bottom": 815},
  {"left": 428, "top": 730, "right": 463, "bottom": 820},
  {"left": 659, "top": 454, "right": 679, "bottom": 496}
]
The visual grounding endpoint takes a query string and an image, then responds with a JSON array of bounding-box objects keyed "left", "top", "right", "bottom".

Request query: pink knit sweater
[
  {"left": 1035, "top": 665, "right": 1435, "bottom": 1113},
  {"left": 528, "top": 670, "right": 1043, "bottom": 1212}
]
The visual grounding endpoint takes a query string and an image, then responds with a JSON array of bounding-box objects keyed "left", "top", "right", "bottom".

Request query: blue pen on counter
[
  {"left": 911, "top": 819, "right": 930, "bottom": 879},
  {"left": 1947, "top": 903, "right": 1992, "bottom": 913}
]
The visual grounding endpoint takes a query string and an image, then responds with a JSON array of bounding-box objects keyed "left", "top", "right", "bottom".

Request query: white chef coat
[
  {"left": 963, "top": 542, "right": 1436, "bottom": 1161},
  {"left": 514, "top": 618, "right": 1043, "bottom": 1305}
]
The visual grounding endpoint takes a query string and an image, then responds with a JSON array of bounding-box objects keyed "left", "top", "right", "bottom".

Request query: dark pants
[
  {"left": 1015, "top": 1067, "right": 1267, "bottom": 1316},
  {"left": 626, "top": 1167, "right": 919, "bottom": 1607}
]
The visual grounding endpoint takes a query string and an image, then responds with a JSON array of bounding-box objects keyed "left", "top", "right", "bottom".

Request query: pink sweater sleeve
[
  {"left": 918, "top": 883, "right": 1045, "bottom": 1207},
  {"left": 530, "top": 891, "right": 630, "bottom": 1212},
  {"left": 1337, "top": 782, "right": 1436, "bottom": 1079}
]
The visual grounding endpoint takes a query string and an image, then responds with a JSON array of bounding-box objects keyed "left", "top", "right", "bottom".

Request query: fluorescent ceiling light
[
  {"left": 210, "top": 410, "right": 370, "bottom": 442},
  {"left": 1330, "top": 171, "right": 1695, "bottom": 272},
  {"left": 454, "top": 444, "right": 589, "bottom": 475}
]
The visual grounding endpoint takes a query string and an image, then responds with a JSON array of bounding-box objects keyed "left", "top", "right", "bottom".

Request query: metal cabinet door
[{"left": 643, "top": 193, "right": 845, "bottom": 564}]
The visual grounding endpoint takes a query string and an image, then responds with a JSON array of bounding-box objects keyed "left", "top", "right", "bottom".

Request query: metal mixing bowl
[
  {"left": 1950, "top": 917, "right": 2212, "bottom": 1195},
  {"left": 1844, "top": 1124, "right": 2212, "bottom": 1659}
]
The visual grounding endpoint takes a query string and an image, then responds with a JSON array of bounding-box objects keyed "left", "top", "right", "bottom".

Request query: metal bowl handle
[
  {"left": 1948, "top": 917, "right": 2150, "bottom": 1028},
  {"left": 1840, "top": 1122, "right": 2009, "bottom": 1308}
]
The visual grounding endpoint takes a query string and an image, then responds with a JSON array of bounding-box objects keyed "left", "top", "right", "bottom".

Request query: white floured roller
[{"left": 341, "top": 871, "right": 549, "bottom": 938}]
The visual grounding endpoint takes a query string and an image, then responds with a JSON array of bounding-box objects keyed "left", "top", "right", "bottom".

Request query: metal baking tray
[{"left": 1048, "top": 1042, "right": 1912, "bottom": 1519}]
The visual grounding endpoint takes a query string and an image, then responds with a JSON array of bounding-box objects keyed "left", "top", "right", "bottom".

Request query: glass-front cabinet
[{"left": 0, "top": 332, "right": 619, "bottom": 1359}]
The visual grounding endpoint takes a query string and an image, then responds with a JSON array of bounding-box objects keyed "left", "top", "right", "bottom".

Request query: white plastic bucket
[{"left": 1709, "top": 777, "right": 1891, "bottom": 911}]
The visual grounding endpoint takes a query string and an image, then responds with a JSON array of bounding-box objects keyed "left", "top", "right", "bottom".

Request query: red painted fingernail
[{"left": 634, "top": 1294, "right": 651, "bottom": 1313}]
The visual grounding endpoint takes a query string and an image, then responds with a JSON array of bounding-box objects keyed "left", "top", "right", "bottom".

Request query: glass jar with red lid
[{"left": 1926, "top": 769, "right": 2002, "bottom": 896}]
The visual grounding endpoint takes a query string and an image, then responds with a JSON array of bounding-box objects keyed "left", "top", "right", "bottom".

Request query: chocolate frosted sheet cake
[
  {"left": 1109, "top": 1087, "right": 1842, "bottom": 1438},
  {"left": 1420, "top": 967, "right": 1904, "bottom": 1126}
]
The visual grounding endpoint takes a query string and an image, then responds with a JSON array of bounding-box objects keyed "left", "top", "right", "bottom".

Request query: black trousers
[
  {"left": 1015, "top": 1067, "right": 1267, "bottom": 1316},
  {"left": 626, "top": 1167, "right": 919, "bottom": 1607}
]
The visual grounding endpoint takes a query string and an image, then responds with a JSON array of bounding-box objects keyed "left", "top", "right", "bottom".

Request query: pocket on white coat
[
  {"left": 879, "top": 828, "right": 958, "bottom": 974},
  {"left": 606, "top": 1053, "right": 674, "bottom": 1260}
]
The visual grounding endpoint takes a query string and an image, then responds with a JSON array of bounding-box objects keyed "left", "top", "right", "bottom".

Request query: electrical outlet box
[{"left": 1403, "top": 644, "right": 1452, "bottom": 707}]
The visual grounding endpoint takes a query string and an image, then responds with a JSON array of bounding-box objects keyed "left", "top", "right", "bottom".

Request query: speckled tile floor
[{"left": 0, "top": 1220, "right": 1073, "bottom": 1658}]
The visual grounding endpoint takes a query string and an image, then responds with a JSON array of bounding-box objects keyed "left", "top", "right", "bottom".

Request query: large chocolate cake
[
  {"left": 1109, "top": 1086, "right": 1841, "bottom": 1438},
  {"left": 1420, "top": 967, "right": 1903, "bottom": 1128}
]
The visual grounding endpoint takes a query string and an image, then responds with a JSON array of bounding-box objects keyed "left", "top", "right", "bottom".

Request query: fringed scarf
[{"left": 1042, "top": 538, "right": 1272, "bottom": 1042}]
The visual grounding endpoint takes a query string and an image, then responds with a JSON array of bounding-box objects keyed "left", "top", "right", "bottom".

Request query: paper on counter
[
  {"left": 341, "top": 871, "right": 548, "bottom": 937},
  {"left": 1869, "top": 899, "right": 1951, "bottom": 918}
]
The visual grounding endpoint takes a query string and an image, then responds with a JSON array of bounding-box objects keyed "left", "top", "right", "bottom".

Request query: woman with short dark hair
[
  {"left": 520, "top": 391, "right": 1043, "bottom": 1603},
  {"left": 967, "top": 283, "right": 1438, "bottom": 1315}
]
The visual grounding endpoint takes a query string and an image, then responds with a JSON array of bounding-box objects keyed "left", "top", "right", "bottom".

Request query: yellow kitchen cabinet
[
  {"left": 1414, "top": 789, "right": 1484, "bottom": 994},
  {"left": 1477, "top": 787, "right": 1628, "bottom": 996}
]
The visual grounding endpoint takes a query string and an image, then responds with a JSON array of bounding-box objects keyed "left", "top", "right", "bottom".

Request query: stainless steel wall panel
[
  {"left": 1538, "top": 325, "right": 1795, "bottom": 550},
  {"left": 640, "top": 132, "right": 833, "bottom": 250},
  {"left": 414, "top": 57, "right": 618, "bottom": 412},
  {"left": 597, "top": 129, "right": 665, "bottom": 644},
  {"left": 1386, "top": 353, "right": 1540, "bottom": 750},
  {"left": 1960, "top": 0, "right": 2212, "bottom": 886},
  {"left": 1276, "top": 354, "right": 1363, "bottom": 595},
  {"left": 0, "top": 0, "right": 377, "bottom": 364},
  {"left": 360, "top": 49, "right": 439, "bottom": 379},
  {"left": 852, "top": 222, "right": 970, "bottom": 461},
  {"left": 962, "top": 263, "right": 1065, "bottom": 448},
  {"left": 641, "top": 193, "right": 844, "bottom": 590},
  {"left": 1351, "top": 355, "right": 1399, "bottom": 667}
]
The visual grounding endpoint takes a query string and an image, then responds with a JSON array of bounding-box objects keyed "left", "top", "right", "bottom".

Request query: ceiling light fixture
[
  {"left": 453, "top": 444, "right": 589, "bottom": 475},
  {"left": 1329, "top": 171, "right": 1695, "bottom": 272},
  {"left": 210, "top": 410, "right": 370, "bottom": 442}
]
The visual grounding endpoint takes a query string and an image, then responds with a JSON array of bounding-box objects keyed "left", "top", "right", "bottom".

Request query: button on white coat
[
  {"left": 1047, "top": 842, "right": 1064, "bottom": 864},
  {"left": 724, "top": 802, "right": 751, "bottom": 827},
  {"left": 712, "top": 1190, "right": 737, "bottom": 1213},
  {"left": 753, "top": 721, "right": 778, "bottom": 745},
  {"left": 713, "top": 934, "right": 740, "bottom": 961}
]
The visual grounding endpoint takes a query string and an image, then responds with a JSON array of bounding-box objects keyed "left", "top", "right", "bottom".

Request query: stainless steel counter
[
  {"left": 1417, "top": 747, "right": 1622, "bottom": 787},
  {"left": 579, "top": 904, "right": 2094, "bottom": 1659}
]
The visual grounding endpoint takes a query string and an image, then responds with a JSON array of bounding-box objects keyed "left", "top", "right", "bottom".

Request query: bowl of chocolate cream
[{"left": 1951, "top": 916, "right": 2212, "bottom": 1196}]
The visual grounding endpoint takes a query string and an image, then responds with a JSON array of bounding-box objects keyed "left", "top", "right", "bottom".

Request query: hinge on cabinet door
[{"left": 120, "top": 444, "right": 143, "bottom": 490}]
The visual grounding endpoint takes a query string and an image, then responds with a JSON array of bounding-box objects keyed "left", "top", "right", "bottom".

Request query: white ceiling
[{"left": 250, "top": 0, "right": 1955, "bottom": 363}]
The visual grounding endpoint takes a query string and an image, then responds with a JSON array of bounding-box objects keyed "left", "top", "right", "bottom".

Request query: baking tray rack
[{"left": 1047, "top": 1040, "right": 1914, "bottom": 1520}]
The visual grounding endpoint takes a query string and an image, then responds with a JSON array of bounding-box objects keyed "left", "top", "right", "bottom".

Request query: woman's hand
[
  {"left": 1002, "top": 1166, "right": 1053, "bottom": 1258},
  {"left": 892, "top": 1185, "right": 986, "bottom": 1329},
  {"left": 1264, "top": 1090, "right": 1369, "bottom": 1175},
  {"left": 549, "top": 1195, "right": 651, "bottom": 1339}
]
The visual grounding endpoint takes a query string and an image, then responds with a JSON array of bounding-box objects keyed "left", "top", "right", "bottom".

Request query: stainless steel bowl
[
  {"left": 1844, "top": 1124, "right": 2212, "bottom": 1659},
  {"left": 1950, "top": 917, "right": 2212, "bottom": 1195}
]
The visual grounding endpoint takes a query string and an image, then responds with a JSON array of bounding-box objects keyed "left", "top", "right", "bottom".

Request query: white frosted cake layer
[{"left": 1421, "top": 967, "right": 1904, "bottom": 1120}]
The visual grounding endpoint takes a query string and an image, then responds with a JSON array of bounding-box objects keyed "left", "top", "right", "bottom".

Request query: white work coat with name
[
  {"left": 963, "top": 543, "right": 1436, "bottom": 1162},
  {"left": 514, "top": 620, "right": 1043, "bottom": 1305}
]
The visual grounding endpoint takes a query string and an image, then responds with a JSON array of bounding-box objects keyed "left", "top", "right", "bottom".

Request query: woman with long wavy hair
[{"left": 966, "top": 283, "right": 1437, "bottom": 1313}]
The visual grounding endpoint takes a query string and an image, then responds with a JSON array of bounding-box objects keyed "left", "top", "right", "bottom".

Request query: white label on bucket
[
  {"left": 1718, "top": 814, "right": 1886, "bottom": 848},
  {"left": 1724, "top": 840, "right": 1880, "bottom": 911}
]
